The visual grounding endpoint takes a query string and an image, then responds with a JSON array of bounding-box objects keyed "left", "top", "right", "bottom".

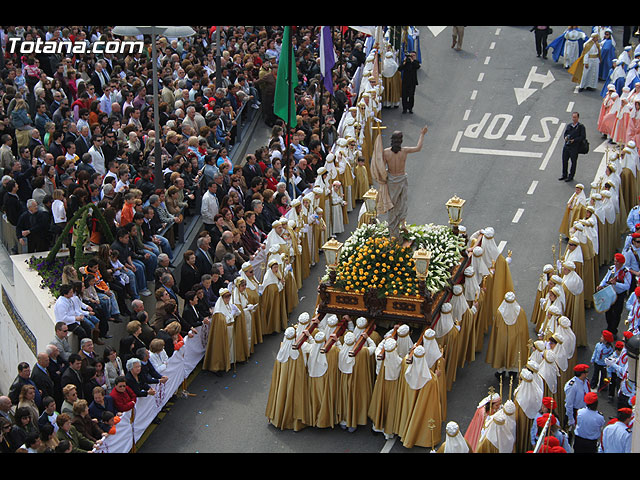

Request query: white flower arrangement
[{"left": 403, "top": 223, "right": 466, "bottom": 293}]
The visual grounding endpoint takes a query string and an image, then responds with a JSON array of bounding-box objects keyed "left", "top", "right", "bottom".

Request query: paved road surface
[{"left": 139, "top": 26, "right": 624, "bottom": 453}]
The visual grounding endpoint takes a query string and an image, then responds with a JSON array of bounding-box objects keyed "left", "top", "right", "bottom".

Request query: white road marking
[
  {"left": 464, "top": 109, "right": 471, "bottom": 121},
  {"left": 512, "top": 208, "right": 525, "bottom": 223},
  {"left": 381, "top": 437, "right": 396, "bottom": 453},
  {"left": 495, "top": 28, "right": 501, "bottom": 35},
  {"left": 451, "top": 131, "right": 463, "bottom": 152},
  {"left": 527, "top": 180, "right": 538, "bottom": 195},
  {"left": 484, "top": 56, "right": 491, "bottom": 65},
  {"left": 497, "top": 240, "right": 507, "bottom": 254},
  {"left": 471, "top": 90, "right": 478, "bottom": 100},
  {"left": 514, "top": 66, "right": 555, "bottom": 105},
  {"left": 490, "top": 41, "right": 496, "bottom": 49},
  {"left": 427, "top": 26, "right": 448, "bottom": 37},
  {"left": 458, "top": 147, "right": 542, "bottom": 158},
  {"left": 566, "top": 101, "right": 574, "bottom": 113},
  {"left": 477, "top": 72, "right": 485, "bottom": 82},
  {"left": 538, "top": 122, "right": 566, "bottom": 170}
]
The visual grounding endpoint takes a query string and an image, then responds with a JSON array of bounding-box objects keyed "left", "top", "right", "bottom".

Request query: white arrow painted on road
[
  {"left": 514, "top": 66, "right": 556, "bottom": 105},
  {"left": 428, "top": 26, "right": 447, "bottom": 37},
  {"left": 593, "top": 139, "right": 611, "bottom": 153}
]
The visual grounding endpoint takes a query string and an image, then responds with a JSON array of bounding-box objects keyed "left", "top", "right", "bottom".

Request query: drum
[{"left": 593, "top": 285, "right": 617, "bottom": 313}]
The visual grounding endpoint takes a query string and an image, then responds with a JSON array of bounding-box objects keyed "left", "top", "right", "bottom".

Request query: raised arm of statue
[{"left": 403, "top": 125, "right": 429, "bottom": 154}]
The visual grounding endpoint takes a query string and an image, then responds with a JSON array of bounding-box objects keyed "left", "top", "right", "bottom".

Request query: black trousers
[
  {"left": 534, "top": 30, "right": 549, "bottom": 56},
  {"left": 591, "top": 364, "right": 607, "bottom": 390},
  {"left": 561, "top": 145, "right": 579, "bottom": 179},
  {"left": 402, "top": 84, "right": 416, "bottom": 112},
  {"left": 573, "top": 435, "right": 598, "bottom": 454},
  {"left": 608, "top": 372, "right": 619, "bottom": 398},
  {"left": 67, "top": 321, "right": 91, "bottom": 341},
  {"left": 605, "top": 292, "right": 627, "bottom": 336},
  {"left": 618, "top": 392, "right": 631, "bottom": 409}
]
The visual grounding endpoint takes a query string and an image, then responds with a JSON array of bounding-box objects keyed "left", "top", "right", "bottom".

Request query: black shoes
[{"left": 558, "top": 176, "right": 567, "bottom": 181}]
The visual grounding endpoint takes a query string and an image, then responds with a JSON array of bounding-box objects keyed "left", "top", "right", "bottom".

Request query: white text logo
[{"left": 7, "top": 38, "right": 144, "bottom": 55}]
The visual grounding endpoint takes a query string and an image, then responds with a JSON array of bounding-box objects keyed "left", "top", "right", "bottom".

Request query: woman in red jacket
[{"left": 109, "top": 376, "right": 136, "bottom": 413}]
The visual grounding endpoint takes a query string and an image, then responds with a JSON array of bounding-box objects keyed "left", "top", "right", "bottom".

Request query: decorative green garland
[{"left": 45, "top": 203, "right": 114, "bottom": 266}]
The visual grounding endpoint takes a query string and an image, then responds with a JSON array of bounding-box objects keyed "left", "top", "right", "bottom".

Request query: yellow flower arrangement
[{"left": 334, "top": 235, "right": 419, "bottom": 297}]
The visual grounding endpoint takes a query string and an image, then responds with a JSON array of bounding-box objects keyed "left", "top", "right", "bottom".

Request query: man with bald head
[
  {"left": 31, "top": 352, "right": 55, "bottom": 402},
  {"left": 45, "top": 344, "right": 64, "bottom": 408},
  {"left": 0, "top": 396, "right": 13, "bottom": 423},
  {"left": 130, "top": 299, "right": 145, "bottom": 321}
]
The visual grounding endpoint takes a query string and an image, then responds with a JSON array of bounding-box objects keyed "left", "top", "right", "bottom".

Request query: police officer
[
  {"left": 606, "top": 331, "right": 637, "bottom": 409},
  {"left": 573, "top": 392, "right": 605, "bottom": 453},
  {"left": 626, "top": 198, "right": 640, "bottom": 233},
  {"left": 624, "top": 232, "right": 640, "bottom": 293},
  {"left": 622, "top": 224, "right": 640, "bottom": 252},
  {"left": 626, "top": 286, "right": 640, "bottom": 335},
  {"left": 597, "top": 253, "right": 632, "bottom": 337},
  {"left": 600, "top": 408, "right": 633, "bottom": 453},
  {"left": 530, "top": 397, "right": 558, "bottom": 447},
  {"left": 564, "top": 364, "right": 591, "bottom": 428}
]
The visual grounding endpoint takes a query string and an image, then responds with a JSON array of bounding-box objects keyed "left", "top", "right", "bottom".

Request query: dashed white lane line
[
  {"left": 477, "top": 72, "right": 485, "bottom": 82},
  {"left": 484, "top": 56, "right": 491, "bottom": 65},
  {"left": 495, "top": 28, "right": 501, "bottom": 35},
  {"left": 566, "top": 101, "right": 574, "bottom": 113},
  {"left": 464, "top": 109, "right": 471, "bottom": 121},
  {"left": 471, "top": 90, "right": 478, "bottom": 100},
  {"left": 512, "top": 208, "right": 525, "bottom": 223},
  {"left": 527, "top": 180, "right": 538, "bottom": 195},
  {"left": 498, "top": 240, "right": 507, "bottom": 254},
  {"left": 490, "top": 41, "right": 496, "bottom": 49}
]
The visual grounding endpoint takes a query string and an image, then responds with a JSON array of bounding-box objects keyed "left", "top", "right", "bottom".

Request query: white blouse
[{"left": 52, "top": 199, "right": 67, "bottom": 223}]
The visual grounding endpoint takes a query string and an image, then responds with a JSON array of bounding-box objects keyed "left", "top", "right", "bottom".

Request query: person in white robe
[{"left": 330, "top": 180, "right": 346, "bottom": 235}]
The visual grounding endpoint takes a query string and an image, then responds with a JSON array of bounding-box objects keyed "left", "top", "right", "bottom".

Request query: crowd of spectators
[{"left": 0, "top": 25, "right": 372, "bottom": 453}]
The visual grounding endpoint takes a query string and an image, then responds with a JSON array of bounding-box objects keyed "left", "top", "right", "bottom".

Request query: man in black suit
[
  {"left": 559, "top": 112, "right": 587, "bottom": 182},
  {"left": 2, "top": 179, "right": 25, "bottom": 228},
  {"left": 398, "top": 50, "right": 421, "bottom": 114},
  {"left": 296, "top": 157, "right": 313, "bottom": 190},
  {"left": 64, "top": 122, "right": 80, "bottom": 148},
  {"left": 242, "top": 153, "right": 262, "bottom": 187},
  {"left": 17, "top": 199, "right": 52, "bottom": 253},
  {"left": 244, "top": 176, "right": 264, "bottom": 212},
  {"left": 30, "top": 352, "right": 55, "bottom": 402},
  {"left": 74, "top": 125, "right": 92, "bottom": 159},
  {"left": 90, "top": 61, "right": 110, "bottom": 97},
  {"left": 45, "top": 344, "right": 64, "bottom": 409},
  {"left": 134, "top": 168, "right": 155, "bottom": 201},
  {"left": 10, "top": 157, "right": 36, "bottom": 204},
  {"left": 195, "top": 235, "right": 215, "bottom": 277},
  {"left": 47, "top": 130, "right": 65, "bottom": 160},
  {"left": 76, "top": 152, "right": 96, "bottom": 177},
  {"left": 8, "top": 362, "right": 42, "bottom": 407},
  {"left": 60, "top": 354, "right": 85, "bottom": 399},
  {"left": 159, "top": 272, "right": 180, "bottom": 304}
]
